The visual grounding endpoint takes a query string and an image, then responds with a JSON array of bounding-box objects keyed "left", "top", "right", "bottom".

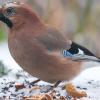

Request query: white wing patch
[{"left": 78, "top": 48, "right": 84, "bottom": 55}]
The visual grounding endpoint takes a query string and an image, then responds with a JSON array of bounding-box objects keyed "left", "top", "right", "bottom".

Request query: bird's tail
[
  {"left": 67, "top": 54, "right": 100, "bottom": 70},
  {"left": 68, "top": 54, "right": 100, "bottom": 62}
]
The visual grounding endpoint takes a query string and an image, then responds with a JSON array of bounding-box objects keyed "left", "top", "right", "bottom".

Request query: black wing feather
[{"left": 68, "top": 42, "right": 96, "bottom": 57}]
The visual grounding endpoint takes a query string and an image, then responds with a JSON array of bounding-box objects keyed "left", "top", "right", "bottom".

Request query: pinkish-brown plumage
[{"left": 0, "top": 2, "right": 99, "bottom": 83}]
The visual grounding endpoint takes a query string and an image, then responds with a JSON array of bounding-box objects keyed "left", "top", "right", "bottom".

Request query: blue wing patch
[
  {"left": 61, "top": 48, "right": 84, "bottom": 57},
  {"left": 61, "top": 49, "right": 73, "bottom": 57}
]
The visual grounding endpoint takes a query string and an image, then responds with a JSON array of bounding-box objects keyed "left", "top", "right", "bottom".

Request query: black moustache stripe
[{"left": 0, "top": 13, "right": 13, "bottom": 28}]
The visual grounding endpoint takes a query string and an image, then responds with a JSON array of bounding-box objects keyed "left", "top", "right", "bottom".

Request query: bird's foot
[
  {"left": 40, "top": 81, "right": 62, "bottom": 93},
  {"left": 30, "top": 79, "right": 40, "bottom": 86}
]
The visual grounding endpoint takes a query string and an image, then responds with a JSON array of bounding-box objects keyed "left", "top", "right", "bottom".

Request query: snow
[
  {"left": 72, "top": 68, "right": 100, "bottom": 100},
  {"left": 0, "top": 42, "right": 100, "bottom": 99}
]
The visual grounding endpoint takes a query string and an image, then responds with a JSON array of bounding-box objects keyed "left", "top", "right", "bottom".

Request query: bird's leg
[
  {"left": 30, "top": 79, "right": 40, "bottom": 86},
  {"left": 49, "top": 81, "right": 62, "bottom": 91},
  {"left": 42, "top": 81, "right": 62, "bottom": 93},
  {"left": 45, "top": 81, "right": 62, "bottom": 93},
  {"left": 53, "top": 80, "right": 62, "bottom": 88}
]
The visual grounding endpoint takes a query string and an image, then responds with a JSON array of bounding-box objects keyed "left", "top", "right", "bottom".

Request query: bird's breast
[
  {"left": 8, "top": 32, "right": 82, "bottom": 83},
  {"left": 8, "top": 33, "right": 43, "bottom": 74}
]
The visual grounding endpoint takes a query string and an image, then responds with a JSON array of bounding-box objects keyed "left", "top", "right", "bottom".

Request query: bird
[{"left": 0, "top": 2, "right": 99, "bottom": 87}]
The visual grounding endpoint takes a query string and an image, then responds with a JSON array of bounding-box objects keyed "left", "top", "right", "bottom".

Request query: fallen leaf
[
  {"left": 24, "top": 94, "right": 53, "bottom": 100},
  {"left": 66, "top": 83, "right": 87, "bottom": 99},
  {"left": 15, "top": 83, "right": 25, "bottom": 90}
]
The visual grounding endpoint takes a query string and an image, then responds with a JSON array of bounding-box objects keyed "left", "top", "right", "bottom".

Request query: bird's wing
[
  {"left": 36, "top": 27, "right": 99, "bottom": 62},
  {"left": 36, "top": 27, "right": 72, "bottom": 51}
]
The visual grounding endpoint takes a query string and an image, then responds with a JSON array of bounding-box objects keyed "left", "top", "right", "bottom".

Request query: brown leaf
[
  {"left": 59, "top": 96, "right": 66, "bottom": 100},
  {"left": 24, "top": 94, "right": 53, "bottom": 100},
  {"left": 15, "top": 83, "right": 25, "bottom": 90},
  {"left": 66, "top": 83, "right": 87, "bottom": 99}
]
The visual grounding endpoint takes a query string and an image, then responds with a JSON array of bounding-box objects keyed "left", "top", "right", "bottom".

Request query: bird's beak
[
  {"left": 0, "top": 8, "right": 4, "bottom": 21},
  {"left": 0, "top": 8, "right": 6, "bottom": 23},
  {"left": 0, "top": 13, "right": 4, "bottom": 20},
  {"left": 0, "top": 8, "right": 13, "bottom": 28}
]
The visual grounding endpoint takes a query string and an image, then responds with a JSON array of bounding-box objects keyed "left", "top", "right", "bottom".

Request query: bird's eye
[{"left": 6, "top": 7, "right": 15, "bottom": 16}]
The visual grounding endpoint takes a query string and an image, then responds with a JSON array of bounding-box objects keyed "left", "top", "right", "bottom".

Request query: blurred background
[{"left": 0, "top": 0, "right": 100, "bottom": 73}]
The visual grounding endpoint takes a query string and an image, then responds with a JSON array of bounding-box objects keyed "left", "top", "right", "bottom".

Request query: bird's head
[{"left": 0, "top": 2, "right": 40, "bottom": 29}]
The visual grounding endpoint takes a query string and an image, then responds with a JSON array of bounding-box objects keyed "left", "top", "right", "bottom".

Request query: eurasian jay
[{"left": 0, "top": 2, "right": 99, "bottom": 86}]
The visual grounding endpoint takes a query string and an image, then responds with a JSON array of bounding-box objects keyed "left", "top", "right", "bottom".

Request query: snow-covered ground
[{"left": 0, "top": 42, "right": 100, "bottom": 100}]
